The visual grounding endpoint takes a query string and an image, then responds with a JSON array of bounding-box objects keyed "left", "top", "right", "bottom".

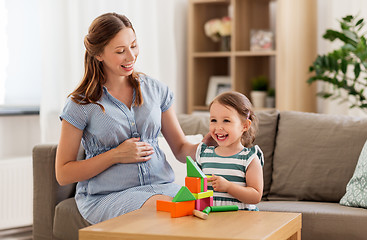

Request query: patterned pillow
[{"left": 340, "top": 140, "right": 367, "bottom": 208}]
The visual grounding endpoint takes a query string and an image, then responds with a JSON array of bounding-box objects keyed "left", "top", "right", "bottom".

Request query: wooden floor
[{"left": 0, "top": 226, "right": 32, "bottom": 240}]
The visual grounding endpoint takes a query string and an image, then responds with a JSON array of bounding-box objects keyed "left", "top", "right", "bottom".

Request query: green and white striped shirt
[{"left": 196, "top": 142, "right": 264, "bottom": 211}]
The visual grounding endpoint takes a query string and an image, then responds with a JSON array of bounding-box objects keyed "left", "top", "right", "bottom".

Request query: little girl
[{"left": 196, "top": 91, "right": 264, "bottom": 211}]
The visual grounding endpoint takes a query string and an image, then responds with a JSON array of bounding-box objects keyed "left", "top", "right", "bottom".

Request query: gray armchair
[{"left": 32, "top": 144, "right": 90, "bottom": 240}]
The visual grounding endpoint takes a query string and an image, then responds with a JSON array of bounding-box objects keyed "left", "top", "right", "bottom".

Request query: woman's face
[{"left": 97, "top": 28, "right": 139, "bottom": 80}]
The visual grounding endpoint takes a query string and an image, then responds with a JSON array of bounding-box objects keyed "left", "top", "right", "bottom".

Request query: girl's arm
[
  {"left": 160, "top": 107, "right": 199, "bottom": 162},
  {"left": 55, "top": 120, "right": 153, "bottom": 186},
  {"left": 209, "top": 157, "right": 263, "bottom": 204}
]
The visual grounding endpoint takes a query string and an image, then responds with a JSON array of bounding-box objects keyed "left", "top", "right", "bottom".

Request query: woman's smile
[{"left": 121, "top": 63, "right": 134, "bottom": 71}]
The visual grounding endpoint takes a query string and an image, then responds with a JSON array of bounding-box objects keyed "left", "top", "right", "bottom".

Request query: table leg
[{"left": 287, "top": 230, "right": 301, "bottom": 240}]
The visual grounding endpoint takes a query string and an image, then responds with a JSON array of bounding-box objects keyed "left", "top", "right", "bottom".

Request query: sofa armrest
[{"left": 33, "top": 144, "right": 76, "bottom": 240}]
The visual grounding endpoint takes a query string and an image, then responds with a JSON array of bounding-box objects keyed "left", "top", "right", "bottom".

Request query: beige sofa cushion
[
  {"left": 253, "top": 110, "right": 279, "bottom": 199},
  {"left": 269, "top": 111, "right": 367, "bottom": 202}
]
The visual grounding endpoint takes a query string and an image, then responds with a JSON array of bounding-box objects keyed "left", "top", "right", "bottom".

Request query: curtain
[
  {"left": 316, "top": 0, "right": 367, "bottom": 117},
  {"left": 39, "top": 0, "right": 187, "bottom": 143}
]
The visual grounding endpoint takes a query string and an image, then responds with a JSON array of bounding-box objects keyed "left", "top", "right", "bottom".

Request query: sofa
[{"left": 33, "top": 110, "right": 367, "bottom": 240}]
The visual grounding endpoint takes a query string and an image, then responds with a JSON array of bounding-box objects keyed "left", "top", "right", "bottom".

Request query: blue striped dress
[
  {"left": 196, "top": 142, "right": 264, "bottom": 211},
  {"left": 60, "top": 75, "right": 181, "bottom": 224}
]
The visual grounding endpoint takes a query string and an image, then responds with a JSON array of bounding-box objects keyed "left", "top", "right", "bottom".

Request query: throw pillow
[
  {"left": 340, "top": 140, "right": 367, "bottom": 208},
  {"left": 268, "top": 111, "right": 367, "bottom": 202},
  {"left": 158, "top": 134, "right": 203, "bottom": 186}
]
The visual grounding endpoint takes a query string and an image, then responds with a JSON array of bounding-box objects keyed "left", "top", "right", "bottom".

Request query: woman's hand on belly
[{"left": 112, "top": 138, "right": 154, "bottom": 164}]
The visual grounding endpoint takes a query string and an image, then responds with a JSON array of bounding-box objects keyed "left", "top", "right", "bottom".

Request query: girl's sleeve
[
  {"left": 195, "top": 142, "right": 205, "bottom": 165},
  {"left": 244, "top": 145, "right": 264, "bottom": 170},
  {"left": 59, "top": 98, "right": 88, "bottom": 130},
  {"left": 255, "top": 145, "right": 264, "bottom": 167}
]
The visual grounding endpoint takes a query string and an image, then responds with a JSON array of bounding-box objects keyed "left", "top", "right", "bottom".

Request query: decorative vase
[
  {"left": 220, "top": 36, "right": 231, "bottom": 51},
  {"left": 250, "top": 91, "right": 267, "bottom": 108},
  {"left": 266, "top": 96, "right": 275, "bottom": 108}
]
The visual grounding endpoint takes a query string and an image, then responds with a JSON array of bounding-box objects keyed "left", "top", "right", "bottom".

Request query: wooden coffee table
[{"left": 79, "top": 208, "right": 301, "bottom": 240}]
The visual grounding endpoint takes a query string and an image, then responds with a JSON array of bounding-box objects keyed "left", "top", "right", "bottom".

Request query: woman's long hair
[
  {"left": 210, "top": 91, "right": 258, "bottom": 148},
  {"left": 69, "top": 13, "right": 143, "bottom": 111}
]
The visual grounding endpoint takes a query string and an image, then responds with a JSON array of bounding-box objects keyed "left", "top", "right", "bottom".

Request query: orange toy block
[
  {"left": 171, "top": 200, "right": 195, "bottom": 218},
  {"left": 156, "top": 200, "right": 172, "bottom": 212},
  {"left": 185, "top": 177, "right": 201, "bottom": 193},
  {"left": 156, "top": 200, "right": 195, "bottom": 218}
]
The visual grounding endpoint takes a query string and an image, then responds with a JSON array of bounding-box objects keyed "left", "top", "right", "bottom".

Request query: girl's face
[
  {"left": 97, "top": 28, "right": 139, "bottom": 80},
  {"left": 209, "top": 102, "right": 250, "bottom": 150}
]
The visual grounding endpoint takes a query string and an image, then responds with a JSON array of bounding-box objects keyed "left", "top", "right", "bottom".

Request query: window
[{"left": 0, "top": 0, "right": 41, "bottom": 107}]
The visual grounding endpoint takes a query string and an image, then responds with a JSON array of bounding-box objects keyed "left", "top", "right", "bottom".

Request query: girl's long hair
[
  {"left": 210, "top": 91, "right": 258, "bottom": 148},
  {"left": 69, "top": 13, "right": 143, "bottom": 111}
]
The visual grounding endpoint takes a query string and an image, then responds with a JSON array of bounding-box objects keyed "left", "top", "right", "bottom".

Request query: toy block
[
  {"left": 172, "top": 186, "right": 196, "bottom": 202},
  {"left": 210, "top": 205, "right": 239, "bottom": 212},
  {"left": 171, "top": 200, "right": 195, "bottom": 218},
  {"left": 192, "top": 190, "right": 213, "bottom": 199},
  {"left": 185, "top": 177, "right": 202, "bottom": 193},
  {"left": 195, "top": 196, "right": 213, "bottom": 211},
  {"left": 193, "top": 209, "right": 208, "bottom": 220},
  {"left": 156, "top": 200, "right": 195, "bottom": 218},
  {"left": 186, "top": 156, "right": 206, "bottom": 178},
  {"left": 156, "top": 200, "right": 172, "bottom": 212},
  {"left": 202, "top": 206, "right": 211, "bottom": 215},
  {"left": 202, "top": 177, "right": 207, "bottom": 192}
]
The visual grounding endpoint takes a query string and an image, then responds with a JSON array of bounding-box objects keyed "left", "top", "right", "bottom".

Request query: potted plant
[
  {"left": 308, "top": 15, "right": 367, "bottom": 112},
  {"left": 250, "top": 75, "right": 268, "bottom": 108},
  {"left": 266, "top": 87, "right": 276, "bottom": 108}
]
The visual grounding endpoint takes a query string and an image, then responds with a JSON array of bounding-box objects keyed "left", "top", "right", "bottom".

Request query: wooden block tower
[{"left": 156, "top": 156, "right": 213, "bottom": 217}]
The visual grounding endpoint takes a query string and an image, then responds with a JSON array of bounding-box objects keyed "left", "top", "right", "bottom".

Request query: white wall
[{"left": 0, "top": 115, "right": 40, "bottom": 160}]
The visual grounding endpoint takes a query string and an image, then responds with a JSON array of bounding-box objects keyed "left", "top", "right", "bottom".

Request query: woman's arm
[
  {"left": 208, "top": 157, "right": 263, "bottom": 204},
  {"left": 55, "top": 120, "right": 154, "bottom": 186},
  {"left": 160, "top": 107, "right": 199, "bottom": 163}
]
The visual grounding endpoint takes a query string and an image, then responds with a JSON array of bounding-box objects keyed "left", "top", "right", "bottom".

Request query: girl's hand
[
  {"left": 208, "top": 174, "right": 231, "bottom": 192},
  {"left": 114, "top": 138, "right": 154, "bottom": 163},
  {"left": 202, "top": 132, "right": 217, "bottom": 146}
]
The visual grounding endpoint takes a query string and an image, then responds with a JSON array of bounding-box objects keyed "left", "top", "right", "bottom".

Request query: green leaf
[
  {"left": 343, "top": 15, "right": 354, "bottom": 22},
  {"left": 341, "top": 59, "right": 348, "bottom": 74},
  {"left": 356, "top": 18, "right": 364, "bottom": 27},
  {"left": 354, "top": 63, "right": 361, "bottom": 79},
  {"left": 323, "top": 30, "right": 340, "bottom": 41}
]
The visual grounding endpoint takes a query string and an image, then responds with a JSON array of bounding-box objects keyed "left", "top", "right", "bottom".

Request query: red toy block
[
  {"left": 185, "top": 177, "right": 201, "bottom": 193},
  {"left": 195, "top": 196, "right": 213, "bottom": 211}
]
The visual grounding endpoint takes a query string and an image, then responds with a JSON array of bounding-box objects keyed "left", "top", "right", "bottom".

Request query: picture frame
[
  {"left": 250, "top": 29, "right": 274, "bottom": 51},
  {"left": 206, "top": 76, "right": 231, "bottom": 106}
]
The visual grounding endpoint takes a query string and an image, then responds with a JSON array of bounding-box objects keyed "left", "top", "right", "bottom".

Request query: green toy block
[
  {"left": 210, "top": 205, "right": 239, "bottom": 212},
  {"left": 186, "top": 156, "right": 206, "bottom": 178},
  {"left": 172, "top": 186, "right": 196, "bottom": 202},
  {"left": 202, "top": 206, "right": 212, "bottom": 215}
]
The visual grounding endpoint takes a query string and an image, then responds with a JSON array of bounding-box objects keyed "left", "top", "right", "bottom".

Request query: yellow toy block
[{"left": 192, "top": 190, "right": 213, "bottom": 199}]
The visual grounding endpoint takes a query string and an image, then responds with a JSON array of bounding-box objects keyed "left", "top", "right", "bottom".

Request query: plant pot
[
  {"left": 266, "top": 96, "right": 275, "bottom": 108},
  {"left": 251, "top": 91, "right": 267, "bottom": 108}
]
